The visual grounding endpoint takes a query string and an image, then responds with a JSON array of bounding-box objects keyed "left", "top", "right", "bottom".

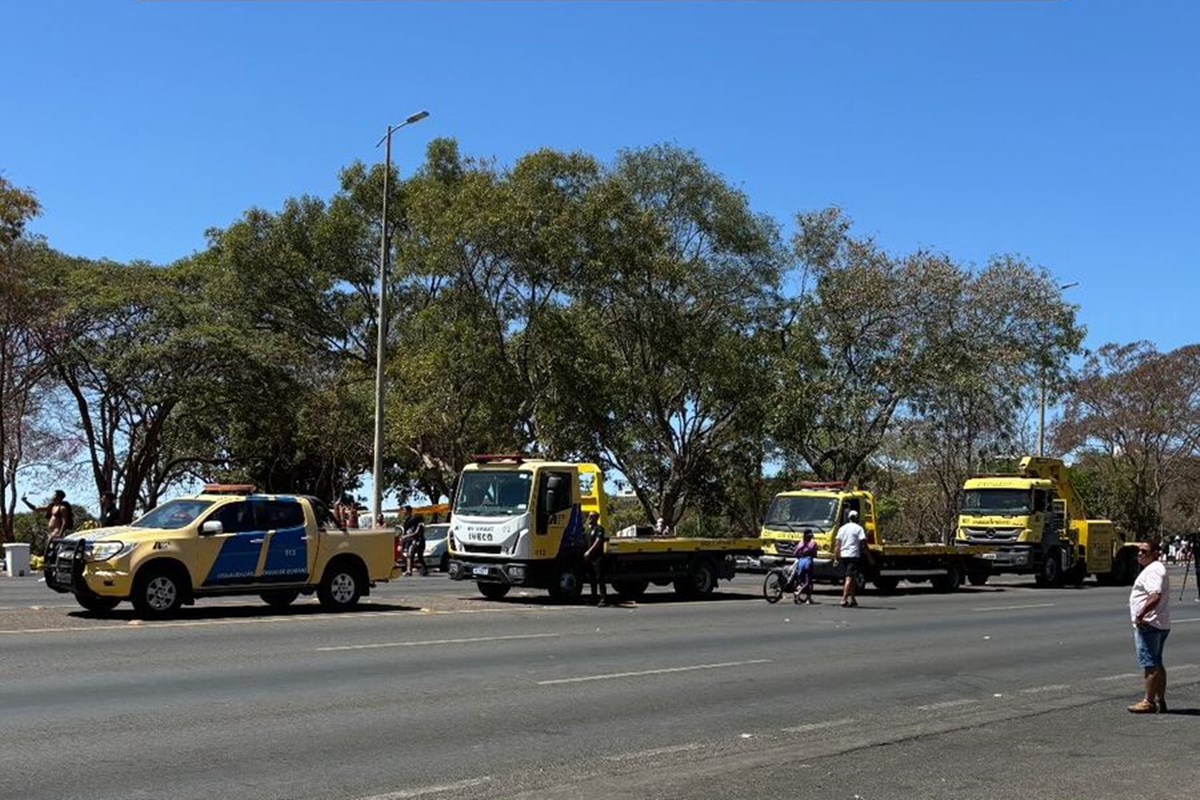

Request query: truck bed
[{"left": 606, "top": 536, "right": 763, "bottom": 556}]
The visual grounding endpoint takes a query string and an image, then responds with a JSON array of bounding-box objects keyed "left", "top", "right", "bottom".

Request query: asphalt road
[{"left": 2, "top": 568, "right": 1198, "bottom": 800}]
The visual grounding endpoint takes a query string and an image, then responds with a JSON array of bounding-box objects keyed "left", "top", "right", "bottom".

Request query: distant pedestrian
[
  {"left": 98, "top": 491, "right": 121, "bottom": 527},
  {"left": 584, "top": 511, "right": 609, "bottom": 606},
  {"left": 833, "top": 509, "right": 867, "bottom": 608},
  {"left": 792, "top": 530, "right": 818, "bottom": 604},
  {"left": 1127, "top": 540, "right": 1170, "bottom": 713},
  {"left": 654, "top": 517, "right": 672, "bottom": 537},
  {"left": 333, "top": 494, "right": 359, "bottom": 529},
  {"left": 402, "top": 511, "right": 427, "bottom": 576},
  {"left": 22, "top": 489, "right": 75, "bottom": 545}
]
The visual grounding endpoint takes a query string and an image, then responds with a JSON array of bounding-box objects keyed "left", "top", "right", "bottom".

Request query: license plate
[
  {"left": 472, "top": 566, "right": 490, "bottom": 576},
  {"left": 982, "top": 552, "right": 997, "bottom": 560}
]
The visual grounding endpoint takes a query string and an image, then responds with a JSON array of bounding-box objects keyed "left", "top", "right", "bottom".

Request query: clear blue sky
[{"left": 5, "top": 0, "right": 1197, "bottom": 355}]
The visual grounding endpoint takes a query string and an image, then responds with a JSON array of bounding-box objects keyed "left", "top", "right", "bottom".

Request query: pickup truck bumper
[{"left": 43, "top": 540, "right": 132, "bottom": 598}]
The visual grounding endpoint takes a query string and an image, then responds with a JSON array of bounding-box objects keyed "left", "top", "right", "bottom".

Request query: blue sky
[{"left": 5, "top": 0, "right": 1196, "bottom": 355}]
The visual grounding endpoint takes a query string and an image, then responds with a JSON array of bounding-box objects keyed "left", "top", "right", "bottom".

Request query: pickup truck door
[
  {"left": 259, "top": 498, "right": 310, "bottom": 584},
  {"left": 199, "top": 500, "right": 269, "bottom": 587}
]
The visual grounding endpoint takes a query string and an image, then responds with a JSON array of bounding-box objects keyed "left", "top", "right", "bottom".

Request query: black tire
[
  {"left": 930, "top": 565, "right": 963, "bottom": 593},
  {"left": 966, "top": 571, "right": 989, "bottom": 586},
  {"left": 1067, "top": 560, "right": 1087, "bottom": 587},
  {"left": 1041, "top": 549, "right": 1065, "bottom": 588},
  {"left": 674, "top": 559, "right": 717, "bottom": 598},
  {"left": 477, "top": 582, "right": 511, "bottom": 600},
  {"left": 131, "top": 564, "right": 186, "bottom": 617},
  {"left": 317, "top": 559, "right": 365, "bottom": 611},
  {"left": 612, "top": 579, "right": 650, "bottom": 600},
  {"left": 872, "top": 576, "right": 900, "bottom": 593},
  {"left": 762, "top": 569, "right": 786, "bottom": 604},
  {"left": 260, "top": 589, "right": 301, "bottom": 608},
  {"left": 547, "top": 563, "right": 584, "bottom": 602},
  {"left": 75, "top": 591, "right": 120, "bottom": 614}
]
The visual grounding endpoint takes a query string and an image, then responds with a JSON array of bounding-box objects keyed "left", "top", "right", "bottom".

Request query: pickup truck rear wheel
[
  {"left": 477, "top": 582, "right": 511, "bottom": 600},
  {"left": 260, "top": 589, "right": 301, "bottom": 608},
  {"left": 318, "top": 560, "right": 364, "bottom": 611}
]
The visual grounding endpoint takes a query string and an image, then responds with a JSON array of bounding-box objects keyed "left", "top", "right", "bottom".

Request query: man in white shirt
[
  {"left": 834, "top": 510, "right": 868, "bottom": 608},
  {"left": 1127, "top": 540, "right": 1170, "bottom": 713}
]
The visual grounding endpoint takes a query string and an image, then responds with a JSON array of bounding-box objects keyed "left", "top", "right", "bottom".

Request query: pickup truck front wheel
[
  {"left": 75, "top": 590, "right": 120, "bottom": 614},
  {"left": 318, "top": 560, "right": 364, "bottom": 611},
  {"left": 131, "top": 564, "right": 186, "bottom": 617}
]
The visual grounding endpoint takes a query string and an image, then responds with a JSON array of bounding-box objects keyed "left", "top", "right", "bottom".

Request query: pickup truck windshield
[
  {"left": 454, "top": 471, "right": 534, "bottom": 517},
  {"left": 764, "top": 496, "right": 838, "bottom": 531},
  {"left": 961, "top": 489, "right": 1030, "bottom": 516},
  {"left": 131, "top": 499, "right": 215, "bottom": 530}
]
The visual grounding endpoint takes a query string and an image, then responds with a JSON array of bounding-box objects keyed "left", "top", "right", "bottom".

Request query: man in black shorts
[{"left": 833, "top": 510, "right": 867, "bottom": 608}]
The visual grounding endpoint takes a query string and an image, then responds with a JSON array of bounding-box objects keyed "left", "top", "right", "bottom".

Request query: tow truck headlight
[{"left": 86, "top": 541, "right": 131, "bottom": 562}]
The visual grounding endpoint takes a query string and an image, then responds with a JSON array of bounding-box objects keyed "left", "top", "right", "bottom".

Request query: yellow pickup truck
[{"left": 43, "top": 485, "right": 399, "bottom": 617}]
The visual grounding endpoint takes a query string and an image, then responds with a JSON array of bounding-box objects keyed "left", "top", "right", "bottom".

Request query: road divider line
[
  {"left": 915, "top": 699, "right": 980, "bottom": 711},
  {"left": 351, "top": 776, "right": 492, "bottom": 799},
  {"left": 537, "top": 659, "right": 772, "bottom": 685},
  {"left": 603, "top": 743, "right": 703, "bottom": 762},
  {"left": 1018, "top": 684, "right": 1071, "bottom": 694},
  {"left": 1172, "top": 617, "right": 1200, "bottom": 624},
  {"left": 782, "top": 717, "right": 856, "bottom": 734},
  {"left": 971, "top": 603, "right": 1056, "bottom": 612},
  {"left": 1097, "top": 672, "right": 1141, "bottom": 682},
  {"left": 317, "top": 633, "right": 560, "bottom": 652}
]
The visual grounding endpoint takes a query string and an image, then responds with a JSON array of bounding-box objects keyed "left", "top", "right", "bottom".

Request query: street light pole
[
  {"left": 372, "top": 110, "right": 429, "bottom": 523},
  {"left": 1038, "top": 281, "right": 1079, "bottom": 457}
]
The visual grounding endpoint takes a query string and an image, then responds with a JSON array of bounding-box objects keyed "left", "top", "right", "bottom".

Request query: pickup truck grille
[
  {"left": 45, "top": 539, "right": 84, "bottom": 591},
  {"left": 961, "top": 528, "right": 1020, "bottom": 544}
]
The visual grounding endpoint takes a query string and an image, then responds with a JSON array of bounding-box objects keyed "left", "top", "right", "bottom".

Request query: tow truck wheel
[
  {"left": 613, "top": 579, "right": 650, "bottom": 600},
  {"left": 131, "top": 565, "right": 185, "bottom": 617},
  {"left": 674, "top": 559, "right": 717, "bottom": 598},
  {"left": 260, "top": 589, "right": 301, "bottom": 608},
  {"left": 930, "top": 565, "right": 963, "bottom": 593},
  {"left": 1041, "top": 549, "right": 1065, "bottom": 588},
  {"left": 872, "top": 576, "right": 900, "bottom": 593},
  {"left": 548, "top": 564, "right": 584, "bottom": 602},
  {"left": 75, "top": 591, "right": 120, "bottom": 614},
  {"left": 967, "top": 571, "right": 989, "bottom": 586},
  {"left": 477, "top": 582, "right": 511, "bottom": 600},
  {"left": 318, "top": 559, "right": 364, "bottom": 611}
]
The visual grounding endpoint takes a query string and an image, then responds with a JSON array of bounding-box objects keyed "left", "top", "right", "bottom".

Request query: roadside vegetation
[{"left": 1, "top": 144, "right": 1197, "bottom": 546}]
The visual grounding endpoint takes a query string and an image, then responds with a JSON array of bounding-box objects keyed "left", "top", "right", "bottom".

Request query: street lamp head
[
  {"left": 1059, "top": 281, "right": 1079, "bottom": 290},
  {"left": 405, "top": 110, "right": 430, "bottom": 125}
]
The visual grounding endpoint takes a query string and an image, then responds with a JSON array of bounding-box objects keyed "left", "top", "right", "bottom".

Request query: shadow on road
[{"left": 69, "top": 600, "right": 417, "bottom": 622}]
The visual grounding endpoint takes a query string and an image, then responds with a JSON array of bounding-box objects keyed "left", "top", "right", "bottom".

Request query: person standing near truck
[
  {"left": 1127, "top": 540, "right": 1170, "bottom": 713},
  {"left": 833, "top": 510, "right": 867, "bottom": 608},
  {"left": 584, "top": 511, "right": 609, "bottom": 606}
]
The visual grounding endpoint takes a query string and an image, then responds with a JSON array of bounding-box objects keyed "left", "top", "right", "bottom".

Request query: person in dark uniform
[
  {"left": 583, "top": 511, "right": 609, "bottom": 606},
  {"left": 98, "top": 491, "right": 121, "bottom": 527}
]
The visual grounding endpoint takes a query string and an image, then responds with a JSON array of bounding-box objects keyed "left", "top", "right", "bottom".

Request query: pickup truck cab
[{"left": 44, "top": 485, "right": 399, "bottom": 617}]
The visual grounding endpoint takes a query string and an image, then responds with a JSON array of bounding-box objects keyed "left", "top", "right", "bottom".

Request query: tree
[{"left": 1055, "top": 342, "right": 1200, "bottom": 538}]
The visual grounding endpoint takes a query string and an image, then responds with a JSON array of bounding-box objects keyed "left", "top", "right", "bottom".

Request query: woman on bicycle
[{"left": 792, "top": 530, "right": 818, "bottom": 604}]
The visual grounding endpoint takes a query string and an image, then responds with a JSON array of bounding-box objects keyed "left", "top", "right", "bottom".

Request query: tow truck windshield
[
  {"left": 764, "top": 495, "right": 838, "bottom": 531},
  {"left": 960, "top": 489, "right": 1031, "bottom": 516},
  {"left": 454, "top": 471, "right": 534, "bottom": 517}
]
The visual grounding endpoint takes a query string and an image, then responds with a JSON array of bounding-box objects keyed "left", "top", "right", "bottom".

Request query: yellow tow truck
[
  {"left": 955, "top": 457, "right": 1138, "bottom": 586},
  {"left": 446, "top": 455, "right": 762, "bottom": 601},
  {"left": 760, "top": 482, "right": 992, "bottom": 592}
]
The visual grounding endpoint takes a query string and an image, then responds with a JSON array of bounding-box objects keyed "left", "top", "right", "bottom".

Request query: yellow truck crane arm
[{"left": 1017, "top": 457, "right": 1091, "bottom": 524}]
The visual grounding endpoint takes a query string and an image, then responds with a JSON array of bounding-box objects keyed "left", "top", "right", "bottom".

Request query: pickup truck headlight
[{"left": 86, "top": 541, "right": 131, "bottom": 562}]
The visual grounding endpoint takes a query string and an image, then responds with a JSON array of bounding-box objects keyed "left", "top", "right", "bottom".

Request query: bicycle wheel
[{"left": 763, "top": 569, "right": 786, "bottom": 604}]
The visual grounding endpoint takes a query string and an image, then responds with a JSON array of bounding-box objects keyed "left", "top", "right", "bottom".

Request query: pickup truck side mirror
[{"left": 200, "top": 520, "right": 223, "bottom": 535}]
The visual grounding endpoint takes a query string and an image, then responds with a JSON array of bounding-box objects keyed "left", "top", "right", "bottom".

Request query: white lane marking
[
  {"left": 603, "top": 743, "right": 703, "bottom": 762},
  {"left": 782, "top": 717, "right": 856, "bottom": 734},
  {"left": 537, "top": 659, "right": 772, "bottom": 686},
  {"left": 915, "top": 699, "right": 980, "bottom": 711},
  {"left": 352, "top": 776, "right": 492, "bottom": 799},
  {"left": 1018, "top": 684, "right": 1071, "bottom": 695},
  {"left": 317, "top": 633, "right": 559, "bottom": 652},
  {"left": 1097, "top": 673, "right": 1141, "bottom": 682},
  {"left": 1172, "top": 617, "right": 1200, "bottom": 624},
  {"left": 971, "top": 603, "right": 1056, "bottom": 612}
]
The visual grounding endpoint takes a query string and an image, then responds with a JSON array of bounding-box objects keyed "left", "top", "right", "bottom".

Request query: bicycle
[{"left": 762, "top": 563, "right": 813, "bottom": 604}]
